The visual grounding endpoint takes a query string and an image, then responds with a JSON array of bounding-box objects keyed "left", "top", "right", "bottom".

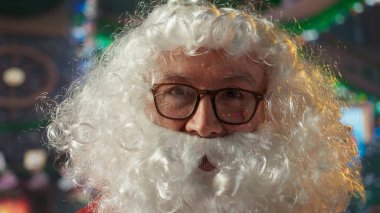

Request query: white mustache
[{"left": 131, "top": 118, "right": 268, "bottom": 172}]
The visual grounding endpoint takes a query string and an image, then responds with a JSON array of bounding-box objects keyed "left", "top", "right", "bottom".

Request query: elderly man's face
[{"left": 150, "top": 49, "right": 267, "bottom": 138}]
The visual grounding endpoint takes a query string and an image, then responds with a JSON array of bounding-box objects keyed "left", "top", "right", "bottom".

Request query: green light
[
  {"left": 95, "top": 35, "right": 112, "bottom": 49},
  {"left": 375, "top": 101, "right": 380, "bottom": 114},
  {"left": 281, "top": 0, "right": 361, "bottom": 34},
  {"left": 357, "top": 93, "right": 368, "bottom": 103},
  {"left": 352, "top": 2, "right": 364, "bottom": 13},
  {"left": 334, "top": 13, "right": 345, "bottom": 24}
]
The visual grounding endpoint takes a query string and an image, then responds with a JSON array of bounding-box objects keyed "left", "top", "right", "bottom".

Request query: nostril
[{"left": 186, "top": 130, "right": 225, "bottom": 138}]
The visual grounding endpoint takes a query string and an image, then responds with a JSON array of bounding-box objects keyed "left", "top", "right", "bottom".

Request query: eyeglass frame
[{"left": 151, "top": 83, "right": 265, "bottom": 125}]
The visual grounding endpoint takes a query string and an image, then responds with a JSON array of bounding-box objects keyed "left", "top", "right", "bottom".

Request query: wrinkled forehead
[
  {"left": 157, "top": 48, "right": 258, "bottom": 63},
  {"left": 152, "top": 48, "right": 268, "bottom": 91}
]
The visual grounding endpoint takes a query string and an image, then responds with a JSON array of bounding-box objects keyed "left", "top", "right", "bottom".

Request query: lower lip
[{"left": 198, "top": 156, "right": 216, "bottom": 172}]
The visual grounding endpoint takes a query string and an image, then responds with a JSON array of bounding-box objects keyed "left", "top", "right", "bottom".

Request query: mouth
[{"left": 198, "top": 155, "right": 216, "bottom": 172}]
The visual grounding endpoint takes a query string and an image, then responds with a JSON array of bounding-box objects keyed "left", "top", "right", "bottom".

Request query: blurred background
[{"left": 0, "top": 0, "right": 379, "bottom": 212}]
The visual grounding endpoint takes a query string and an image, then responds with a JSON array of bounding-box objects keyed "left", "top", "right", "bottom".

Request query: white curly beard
[{"left": 72, "top": 112, "right": 300, "bottom": 213}]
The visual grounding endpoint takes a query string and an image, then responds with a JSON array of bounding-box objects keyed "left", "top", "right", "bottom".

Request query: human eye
[
  {"left": 166, "top": 85, "right": 192, "bottom": 97},
  {"left": 155, "top": 85, "right": 196, "bottom": 106},
  {"left": 165, "top": 85, "right": 189, "bottom": 97},
  {"left": 219, "top": 89, "right": 245, "bottom": 100}
]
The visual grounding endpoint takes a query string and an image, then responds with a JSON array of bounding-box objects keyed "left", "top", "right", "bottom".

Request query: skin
[{"left": 150, "top": 49, "right": 267, "bottom": 138}]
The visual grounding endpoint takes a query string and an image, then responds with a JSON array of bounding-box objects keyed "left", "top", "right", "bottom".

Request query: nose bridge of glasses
[
  {"left": 191, "top": 90, "right": 220, "bottom": 127},
  {"left": 194, "top": 88, "right": 218, "bottom": 99},
  {"left": 193, "top": 90, "right": 218, "bottom": 121}
]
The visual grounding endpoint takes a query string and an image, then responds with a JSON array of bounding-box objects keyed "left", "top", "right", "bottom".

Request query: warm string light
[{"left": 364, "top": 0, "right": 380, "bottom": 6}]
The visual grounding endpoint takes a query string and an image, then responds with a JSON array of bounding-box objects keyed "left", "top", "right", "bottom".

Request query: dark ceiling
[{"left": 321, "top": 4, "right": 380, "bottom": 97}]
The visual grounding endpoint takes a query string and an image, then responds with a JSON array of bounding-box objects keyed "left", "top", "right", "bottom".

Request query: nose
[{"left": 185, "top": 96, "right": 225, "bottom": 138}]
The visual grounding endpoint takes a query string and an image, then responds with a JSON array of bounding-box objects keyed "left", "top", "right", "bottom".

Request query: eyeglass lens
[
  {"left": 215, "top": 89, "right": 256, "bottom": 123},
  {"left": 153, "top": 84, "right": 258, "bottom": 124},
  {"left": 154, "top": 85, "right": 198, "bottom": 118}
]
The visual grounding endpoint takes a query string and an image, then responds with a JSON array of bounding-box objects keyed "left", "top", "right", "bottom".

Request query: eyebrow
[
  {"left": 220, "top": 72, "right": 258, "bottom": 85},
  {"left": 156, "top": 73, "right": 195, "bottom": 83},
  {"left": 155, "top": 71, "right": 260, "bottom": 87}
]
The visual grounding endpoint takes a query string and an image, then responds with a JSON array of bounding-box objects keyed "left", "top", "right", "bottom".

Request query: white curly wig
[{"left": 47, "top": 0, "right": 364, "bottom": 212}]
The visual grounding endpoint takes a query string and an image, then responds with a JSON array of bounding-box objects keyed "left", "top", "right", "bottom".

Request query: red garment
[{"left": 76, "top": 202, "right": 97, "bottom": 213}]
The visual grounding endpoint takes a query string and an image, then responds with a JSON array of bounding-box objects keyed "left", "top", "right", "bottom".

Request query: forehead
[{"left": 155, "top": 49, "right": 267, "bottom": 91}]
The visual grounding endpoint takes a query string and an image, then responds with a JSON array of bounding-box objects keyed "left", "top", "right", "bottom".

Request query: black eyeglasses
[{"left": 151, "top": 83, "right": 264, "bottom": 125}]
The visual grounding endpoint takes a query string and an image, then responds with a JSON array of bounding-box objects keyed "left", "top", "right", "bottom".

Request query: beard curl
[
  {"left": 94, "top": 113, "right": 294, "bottom": 213},
  {"left": 48, "top": 99, "right": 356, "bottom": 213}
]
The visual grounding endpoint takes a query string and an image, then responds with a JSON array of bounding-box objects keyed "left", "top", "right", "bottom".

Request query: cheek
[{"left": 155, "top": 117, "right": 186, "bottom": 131}]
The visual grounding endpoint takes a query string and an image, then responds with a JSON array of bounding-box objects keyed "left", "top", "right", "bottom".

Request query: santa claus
[{"left": 47, "top": 0, "right": 364, "bottom": 212}]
